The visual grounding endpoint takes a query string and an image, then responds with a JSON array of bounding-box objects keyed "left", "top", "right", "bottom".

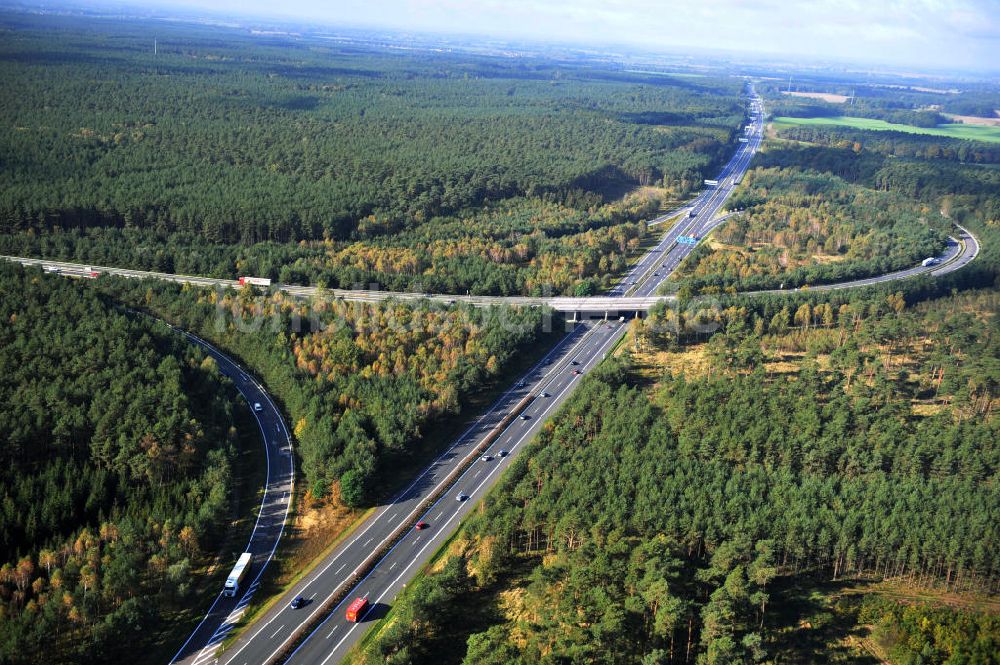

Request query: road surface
[
  {"left": 214, "top": 86, "right": 771, "bottom": 665},
  {"left": 0, "top": 85, "right": 979, "bottom": 665},
  {"left": 146, "top": 322, "right": 295, "bottom": 665}
]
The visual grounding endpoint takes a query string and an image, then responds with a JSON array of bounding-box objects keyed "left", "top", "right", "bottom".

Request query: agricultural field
[{"left": 772, "top": 115, "right": 1000, "bottom": 143}]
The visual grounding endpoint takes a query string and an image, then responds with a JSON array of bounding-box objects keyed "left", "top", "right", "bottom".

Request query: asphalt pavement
[
  {"left": 228, "top": 87, "right": 773, "bottom": 665},
  {"left": 156, "top": 325, "right": 295, "bottom": 665}
]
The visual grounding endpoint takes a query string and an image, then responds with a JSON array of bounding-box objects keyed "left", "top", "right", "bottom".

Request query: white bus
[{"left": 224, "top": 552, "right": 252, "bottom": 597}]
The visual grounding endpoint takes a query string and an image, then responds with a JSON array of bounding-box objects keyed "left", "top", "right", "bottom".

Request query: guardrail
[{"left": 265, "top": 369, "right": 557, "bottom": 663}]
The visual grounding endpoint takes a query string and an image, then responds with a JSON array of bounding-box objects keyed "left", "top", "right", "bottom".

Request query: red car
[
  {"left": 572, "top": 369, "right": 581, "bottom": 375},
  {"left": 415, "top": 521, "right": 429, "bottom": 530}
]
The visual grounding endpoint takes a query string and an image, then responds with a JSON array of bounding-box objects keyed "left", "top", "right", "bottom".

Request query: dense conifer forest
[
  {"left": 355, "top": 288, "right": 999, "bottom": 665},
  {"left": 351, "top": 113, "right": 1000, "bottom": 664},
  {"left": 0, "top": 13, "right": 744, "bottom": 294},
  {"left": 96, "top": 277, "right": 552, "bottom": 504},
  {"left": 0, "top": 264, "right": 241, "bottom": 663}
]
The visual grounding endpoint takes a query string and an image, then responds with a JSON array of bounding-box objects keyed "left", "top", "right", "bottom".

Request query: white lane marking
[
  {"left": 221, "top": 103, "right": 766, "bottom": 665},
  {"left": 336, "top": 563, "right": 346, "bottom": 574},
  {"left": 228, "top": 330, "right": 581, "bottom": 663},
  {"left": 317, "top": 325, "right": 626, "bottom": 663},
  {"left": 269, "top": 624, "right": 285, "bottom": 640}
]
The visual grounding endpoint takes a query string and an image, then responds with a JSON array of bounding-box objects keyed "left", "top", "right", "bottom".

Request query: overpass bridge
[{"left": 2, "top": 255, "right": 674, "bottom": 315}]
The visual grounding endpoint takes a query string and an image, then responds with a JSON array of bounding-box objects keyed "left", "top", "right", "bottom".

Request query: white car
[{"left": 253, "top": 402, "right": 263, "bottom": 412}]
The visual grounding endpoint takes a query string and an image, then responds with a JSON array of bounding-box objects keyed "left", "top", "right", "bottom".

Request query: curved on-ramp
[
  {"left": 1, "top": 86, "right": 982, "bottom": 665},
  {"left": 148, "top": 322, "right": 296, "bottom": 665}
]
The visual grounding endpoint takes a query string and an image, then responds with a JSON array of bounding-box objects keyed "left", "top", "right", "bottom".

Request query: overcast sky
[{"left": 134, "top": 0, "right": 999, "bottom": 71}]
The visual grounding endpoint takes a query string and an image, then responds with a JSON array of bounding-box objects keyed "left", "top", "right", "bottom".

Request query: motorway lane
[
  {"left": 134, "top": 323, "right": 296, "bottom": 665},
  {"left": 5, "top": 86, "right": 978, "bottom": 665},
  {"left": 258, "top": 89, "right": 770, "bottom": 665},
  {"left": 620, "top": 91, "right": 765, "bottom": 301},
  {"left": 284, "top": 321, "right": 628, "bottom": 665},
  {"left": 212, "top": 321, "right": 610, "bottom": 665}
]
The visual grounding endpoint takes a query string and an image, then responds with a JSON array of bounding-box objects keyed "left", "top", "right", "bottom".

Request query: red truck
[{"left": 345, "top": 597, "right": 369, "bottom": 623}]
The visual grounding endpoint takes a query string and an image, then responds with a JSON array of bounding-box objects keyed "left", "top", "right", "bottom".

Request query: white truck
[
  {"left": 223, "top": 552, "right": 252, "bottom": 597},
  {"left": 239, "top": 276, "right": 272, "bottom": 287},
  {"left": 921, "top": 257, "right": 940, "bottom": 267}
]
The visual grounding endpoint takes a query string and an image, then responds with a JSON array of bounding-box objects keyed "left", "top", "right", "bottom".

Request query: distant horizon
[{"left": 25, "top": 0, "right": 1000, "bottom": 75}]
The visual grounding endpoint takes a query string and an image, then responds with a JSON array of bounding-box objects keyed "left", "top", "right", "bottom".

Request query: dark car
[
  {"left": 498, "top": 449, "right": 509, "bottom": 457},
  {"left": 572, "top": 369, "right": 582, "bottom": 375},
  {"left": 290, "top": 596, "right": 306, "bottom": 609},
  {"left": 415, "top": 521, "right": 429, "bottom": 530}
]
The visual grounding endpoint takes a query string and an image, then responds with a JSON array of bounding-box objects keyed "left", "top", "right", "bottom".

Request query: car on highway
[
  {"left": 572, "top": 369, "right": 582, "bottom": 375},
  {"left": 415, "top": 521, "right": 429, "bottom": 530},
  {"left": 456, "top": 492, "right": 468, "bottom": 501},
  {"left": 290, "top": 596, "right": 306, "bottom": 609},
  {"left": 516, "top": 380, "right": 525, "bottom": 388},
  {"left": 253, "top": 402, "right": 263, "bottom": 412},
  {"left": 541, "top": 392, "right": 549, "bottom": 397},
  {"left": 481, "top": 454, "right": 492, "bottom": 462},
  {"left": 520, "top": 414, "right": 530, "bottom": 420},
  {"left": 570, "top": 360, "right": 579, "bottom": 365},
  {"left": 498, "top": 449, "right": 508, "bottom": 457}
]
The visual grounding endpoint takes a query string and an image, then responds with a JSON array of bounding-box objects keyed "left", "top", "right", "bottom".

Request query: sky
[{"left": 130, "top": 0, "right": 1000, "bottom": 71}]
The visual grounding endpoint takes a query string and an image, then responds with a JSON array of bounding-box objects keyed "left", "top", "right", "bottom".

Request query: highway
[
  {"left": 215, "top": 86, "right": 771, "bottom": 665},
  {"left": 149, "top": 322, "right": 295, "bottom": 665},
  {"left": 1, "top": 84, "right": 980, "bottom": 665}
]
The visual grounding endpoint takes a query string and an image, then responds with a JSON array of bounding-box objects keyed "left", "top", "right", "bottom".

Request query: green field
[{"left": 773, "top": 115, "right": 1000, "bottom": 143}]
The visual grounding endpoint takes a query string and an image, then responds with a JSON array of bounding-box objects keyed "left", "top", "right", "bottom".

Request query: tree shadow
[{"left": 766, "top": 575, "right": 880, "bottom": 664}]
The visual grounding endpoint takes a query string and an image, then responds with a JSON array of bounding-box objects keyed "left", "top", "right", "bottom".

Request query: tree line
[
  {"left": 0, "top": 14, "right": 743, "bottom": 278},
  {"left": 0, "top": 263, "right": 240, "bottom": 663},
  {"left": 95, "top": 276, "right": 553, "bottom": 505},
  {"left": 356, "top": 284, "right": 998, "bottom": 665}
]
